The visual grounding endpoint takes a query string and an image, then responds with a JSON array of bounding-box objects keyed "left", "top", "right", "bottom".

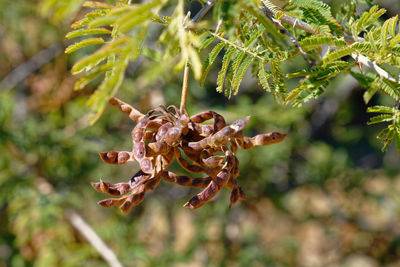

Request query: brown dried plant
[{"left": 91, "top": 97, "right": 286, "bottom": 213}]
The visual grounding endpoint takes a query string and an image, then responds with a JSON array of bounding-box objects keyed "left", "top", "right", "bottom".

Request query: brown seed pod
[{"left": 92, "top": 97, "right": 287, "bottom": 213}]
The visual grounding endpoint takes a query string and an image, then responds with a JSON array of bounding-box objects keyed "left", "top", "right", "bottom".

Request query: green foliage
[
  {"left": 367, "top": 105, "right": 400, "bottom": 153},
  {"left": 64, "top": 0, "right": 400, "bottom": 148},
  {"left": 66, "top": 0, "right": 167, "bottom": 123},
  {"left": 39, "top": 0, "right": 84, "bottom": 23}
]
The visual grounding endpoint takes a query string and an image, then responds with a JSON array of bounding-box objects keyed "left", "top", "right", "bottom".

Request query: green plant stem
[
  {"left": 179, "top": 0, "right": 218, "bottom": 112},
  {"left": 180, "top": 60, "right": 190, "bottom": 112}
]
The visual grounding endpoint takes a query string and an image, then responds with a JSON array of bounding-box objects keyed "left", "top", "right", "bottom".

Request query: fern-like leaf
[
  {"left": 65, "top": 38, "right": 105, "bottom": 54},
  {"left": 216, "top": 47, "right": 235, "bottom": 93},
  {"left": 367, "top": 114, "right": 394, "bottom": 125},
  {"left": 258, "top": 61, "right": 271, "bottom": 92},
  {"left": 200, "top": 42, "right": 225, "bottom": 85},
  {"left": 270, "top": 60, "right": 287, "bottom": 99},
  {"left": 367, "top": 105, "right": 394, "bottom": 114},
  {"left": 66, "top": 28, "right": 111, "bottom": 39},
  {"left": 71, "top": 36, "right": 129, "bottom": 74},
  {"left": 231, "top": 54, "right": 253, "bottom": 95}
]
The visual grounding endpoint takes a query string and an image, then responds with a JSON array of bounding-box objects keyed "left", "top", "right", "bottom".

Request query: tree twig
[
  {"left": 351, "top": 53, "right": 398, "bottom": 83},
  {"left": 0, "top": 44, "right": 62, "bottom": 91},
  {"left": 34, "top": 177, "right": 124, "bottom": 267},
  {"left": 67, "top": 209, "right": 124, "bottom": 267},
  {"left": 261, "top": 8, "right": 312, "bottom": 65},
  {"left": 192, "top": 0, "right": 217, "bottom": 23}
]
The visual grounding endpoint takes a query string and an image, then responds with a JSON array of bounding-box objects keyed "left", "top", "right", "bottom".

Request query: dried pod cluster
[{"left": 92, "top": 97, "right": 286, "bottom": 213}]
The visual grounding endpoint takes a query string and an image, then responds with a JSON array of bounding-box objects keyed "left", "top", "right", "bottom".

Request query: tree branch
[
  {"left": 67, "top": 209, "right": 124, "bottom": 267},
  {"left": 261, "top": 7, "right": 312, "bottom": 65},
  {"left": 34, "top": 177, "right": 124, "bottom": 267},
  {"left": 0, "top": 44, "right": 62, "bottom": 91},
  {"left": 192, "top": 0, "right": 217, "bottom": 23}
]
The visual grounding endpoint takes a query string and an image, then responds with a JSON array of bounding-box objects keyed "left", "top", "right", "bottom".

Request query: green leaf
[
  {"left": 66, "top": 28, "right": 112, "bottom": 39},
  {"left": 200, "top": 42, "right": 225, "bottom": 86},
  {"left": 71, "top": 36, "right": 129, "bottom": 74},
  {"left": 321, "top": 47, "right": 352, "bottom": 65},
  {"left": 270, "top": 60, "right": 287, "bottom": 99},
  {"left": 188, "top": 47, "right": 203, "bottom": 81},
  {"left": 258, "top": 61, "right": 271, "bottom": 92},
  {"left": 114, "top": 0, "right": 162, "bottom": 33},
  {"left": 367, "top": 105, "right": 394, "bottom": 114},
  {"left": 389, "top": 33, "right": 400, "bottom": 47},
  {"left": 65, "top": 38, "right": 104, "bottom": 54},
  {"left": 367, "top": 114, "right": 394, "bottom": 125},
  {"left": 217, "top": 47, "right": 235, "bottom": 93},
  {"left": 117, "top": 11, "right": 152, "bottom": 33},
  {"left": 298, "top": 36, "right": 347, "bottom": 52},
  {"left": 88, "top": 15, "right": 120, "bottom": 28},
  {"left": 74, "top": 62, "right": 113, "bottom": 90},
  {"left": 71, "top": 10, "right": 107, "bottom": 29},
  {"left": 395, "top": 130, "right": 400, "bottom": 155},
  {"left": 382, "top": 128, "right": 395, "bottom": 151},
  {"left": 381, "top": 17, "right": 391, "bottom": 47},
  {"left": 82, "top": 1, "right": 112, "bottom": 9},
  {"left": 377, "top": 127, "right": 390, "bottom": 139},
  {"left": 199, "top": 35, "right": 216, "bottom": 52},
  {"left": 87, "top": 54, "right": 130, "bottom": 124},
  {"left": 389, "top": 15, "right": 399, "bottom": 38},
  {"left": 231, "top": 55, "right": 253, "bottom": 95}
]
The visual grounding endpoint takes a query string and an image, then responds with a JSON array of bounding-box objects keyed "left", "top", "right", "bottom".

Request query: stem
[
  {"left": 192, "top": 0, "right": 217, "bottom": 23},
  {"left": 262, "top": 9, "right": 312, "bottom": 65},
  {"left": 179, "top": 0, "right": 218, "bottom": 112},
  {"left": 180, "top": 60, "right": 190, "bottom": 112},
  {"left": 1, "top": 44, "right": 62, "bottom": 91}
]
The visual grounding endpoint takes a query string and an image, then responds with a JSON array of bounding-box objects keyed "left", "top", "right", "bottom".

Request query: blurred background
[{"left": 1, "top": 0, "right": 400, "bottom": 266}]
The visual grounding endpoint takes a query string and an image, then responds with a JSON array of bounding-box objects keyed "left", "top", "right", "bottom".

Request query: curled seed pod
[
  {"left": 93, "top": 97, "right": 286, "bottom": 212},
  {"left": 98, "top": 196, "right": 128, "bottom": 207},
  {"left": 184, "top": 152, "right": 234, "bottom": 210},
  {"left": 120, "top": 190, "right": 145, "bottom": 214},
  {"left": 109, "top": 97, "right": 144, "bottom": 122},
  {"left": 184, "top": 181, "right": 219, "bottom": 210},
  {"left": 202, "top": 156, "right": 224, "bottom": 168},
  {"left": 99, "top": 151, "right": 133, "bottom": 165},
  {"left": 251, "top": 132, "right": 287, "bottom": 146},
  {"left": 161, "top": 171, "right": 212, "bottom": 188},
  {"left": 91, "top": 180, "right": 129, "bottom": 196},
  {"left": 188, "top": 117, "right": 251, "bottom": 151}
]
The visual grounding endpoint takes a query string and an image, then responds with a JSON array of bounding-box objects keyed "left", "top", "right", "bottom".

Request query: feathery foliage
[{"left": 63, "top": 0, "right": 400, "bottom": 152}]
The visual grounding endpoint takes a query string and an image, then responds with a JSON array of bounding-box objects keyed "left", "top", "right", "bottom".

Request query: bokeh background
[{"left": 1, "top": 0, "right": 400, "bottom": 266}]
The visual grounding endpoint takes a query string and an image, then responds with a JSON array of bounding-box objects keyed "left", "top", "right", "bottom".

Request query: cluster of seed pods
[{"left": 91, "top": 97, "right": 287, "bottom": 213}]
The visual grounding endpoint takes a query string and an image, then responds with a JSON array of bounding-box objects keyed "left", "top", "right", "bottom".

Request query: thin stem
[
  {"left": 180, "top": 60, "right": 190, "bottom": 112},
  {"left": 179, "top": 0, "right": 218, "bottom": 112},
  {"left": 192, "top": 0, "right": 217, "bottom": 23},
  {"left": 262, "top": 9, "right": 312, "bottom": 65},
  {"left": 1, "top": 44, "right": 62, "bottom": 91},
  {"left": 215, "top": 19, "right": 223, "bottom": 34}
]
